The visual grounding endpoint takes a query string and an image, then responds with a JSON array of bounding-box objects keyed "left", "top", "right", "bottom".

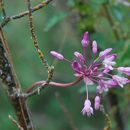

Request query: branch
[
  {"left": 100, "top": 105, "right": 112, "bottom": 130},
  {"left": 0, "top": 27, "right": 35, "bottom": 130},
  {"left": 26, "top": 0, "right": 50, "bottom": 69},
  {"left": 0, "top": 0, "right": 7, "bottom": 18},
  {"left": 26, "top": 0, "right": 54, "bottom": 98},
  {"left": 1, "top": 0, "right": 54, "bottom": 27}
]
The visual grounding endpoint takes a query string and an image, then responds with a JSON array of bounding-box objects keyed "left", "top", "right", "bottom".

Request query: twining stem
[
  {"left": 26, "top": 76, "right": 83, "bottom": 97},
  {"left": 0, "top": 27, "right": 35, "bottom": 130},
  {"left": 0, "top": 0, "right": 54, "bottom": 27}
]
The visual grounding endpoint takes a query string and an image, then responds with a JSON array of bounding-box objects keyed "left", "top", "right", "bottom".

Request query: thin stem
[
  {"left": 9, "top": 115, "right": 24, "bottom": 130},
  {"left": 86, "top": 84, "right": 88, "bottom": 99},
  {"left": 26, "top": 76, "right": 83, "bottom": 97},
  {"left": 26, "top": 0, "right": 49, "bottom": 69},
  {"left": 26, "top": 0, "right": 54, "bottom": 98},
  {"left": 83, "top": 47, "right": 87, "bottom": 62},
  {"left": 0, "top": 0, "right": 6, "bottom": 18},
  {"left": 0, "top": 0, "right": 54, "bottom": 27}
]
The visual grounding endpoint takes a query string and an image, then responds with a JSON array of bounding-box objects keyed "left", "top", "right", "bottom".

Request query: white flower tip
[{"left": 92, "top": 40, "right": 97, "bottom": 54}]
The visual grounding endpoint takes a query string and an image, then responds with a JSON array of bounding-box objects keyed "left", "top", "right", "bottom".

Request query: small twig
[
  {"left": 25, "top": 0, "right": 54, "bottom": 98},
  {"left": 0, "top": 0, "right": 54, "bottom": 27},
  {"left": 9, "top": 115, "right": 24, "bottom": 130},
  {"left": 118, "top": 0, "right": 130, "bottom": 7},
  {"left": 26, "top": 0, "right": 51, "bottom": 69},
  {"left": 0, "top": 0, "right": 6, "bottom": 18},
  {"left": 100, "top": 105, "right": 112, "bottom": 130},
  {"left": 55, "top": 92, "right": 78, "bottom": 130}
]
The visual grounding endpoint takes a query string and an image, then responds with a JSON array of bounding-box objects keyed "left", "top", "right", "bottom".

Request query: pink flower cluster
[{"left": 50, "top": 32, "right": 130, "bottom": 116}]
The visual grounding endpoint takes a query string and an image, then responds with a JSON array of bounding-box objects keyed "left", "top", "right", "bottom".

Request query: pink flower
[
  {"left": 82, "top": 99, "right": 93, "bottom": 117},
  {"left": 99, "top": 48, "right": 112, "bottom": 58},
  {"left": 117, "top": 67, "right": 130, "bottom": 76},
  {"left": 112, "top": 75, "right": 130, "bottom": 87},
  {"left": 50, "top": 31, "right": 130, "bottom": 117}
]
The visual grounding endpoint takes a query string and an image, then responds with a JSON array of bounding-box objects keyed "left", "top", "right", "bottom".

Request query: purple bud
[
  {"left": 92, "top": 41, "right": 97, "bottom": 54},
  {"left": 99, "top": 48, "right": 112, "bottom": 58},
  {"left": 118, "top": 67, "right": 130, "bottom": 76},
  {"left": 106, "top": 54, "right": 117, "bottom": 61},
  {"left": 50, "top": 51, "right": 64, "bottom": 60},
  {"left": 94, "top": 96, "right": 100, "bottom": 110},
  {"left": 81, "top": 32, "right": 89, "bottom": 47},
  {"left": 112, "top": 75, "right": 130, "bottom": 87},
  {"left": 71, "top": 61, "right": 82, "bottom": 73},
  {"left": 74, "top": 51, "right": 84, "bottom": 63},
  {"left": 106, "top": 79, "right": 118, "bottom": 87}
]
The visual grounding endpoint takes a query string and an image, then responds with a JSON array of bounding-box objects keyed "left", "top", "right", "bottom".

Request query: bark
[{"left": 0, "top": 27, "right": 35, "bottom": 130}]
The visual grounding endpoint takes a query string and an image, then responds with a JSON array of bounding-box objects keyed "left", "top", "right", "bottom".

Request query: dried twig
[
  {"left": 100, "top": 105, "right": 112, "bottom": 130},
  {"left": 26, "top": 0, "right": 54, "bottom": 98},
  {"left": 9, "top": 115, "right": 24, "bottom": 130},
  {"left": 0, "top": 0, "right": 6, "bottom": 18},
  {"left": 27, "top": 0, "right": 49, "bottom": 68},
  {"left": 1, "top": 0, "right": 54, "bottom": 27}
]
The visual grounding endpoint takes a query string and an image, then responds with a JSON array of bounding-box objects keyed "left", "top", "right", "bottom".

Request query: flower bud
[
  {"left": 81, "top": 32, "right": 89, "bottom": 47},
  {"left": 99, "top": 48, "right": 112, "bottom": 58},
  {"left": 92, "top": 41, "right": 97, "bottom": 54},
  {"left": 112, "top": 75, "right": 130, "bottom": 87},
  {"left": 94, "top": 96, "right": 100, "bottom": 110},
  {"left": 74, "top": 51, "right": 84, "bottom": 63},
  {"left": 117, "top": 67, "right": 130, "bottom": 76},
  {"left": 50, "top": 51, "right": 64, "bottom": 60},
  {"left": 106, "top": 54, "right": 117, "bottom": 61},
  {"left": 71, "top": 61, "right": 82, "bottom": 72}
]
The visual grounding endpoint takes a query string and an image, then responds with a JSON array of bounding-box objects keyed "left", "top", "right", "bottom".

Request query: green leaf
[{"left": 44, "top": 12, "right": 68, "bottom": 32}]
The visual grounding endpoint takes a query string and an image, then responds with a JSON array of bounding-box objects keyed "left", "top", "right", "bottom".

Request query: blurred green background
[{"left": 0, "top": 0, "right": 130, "bottom": 130}]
